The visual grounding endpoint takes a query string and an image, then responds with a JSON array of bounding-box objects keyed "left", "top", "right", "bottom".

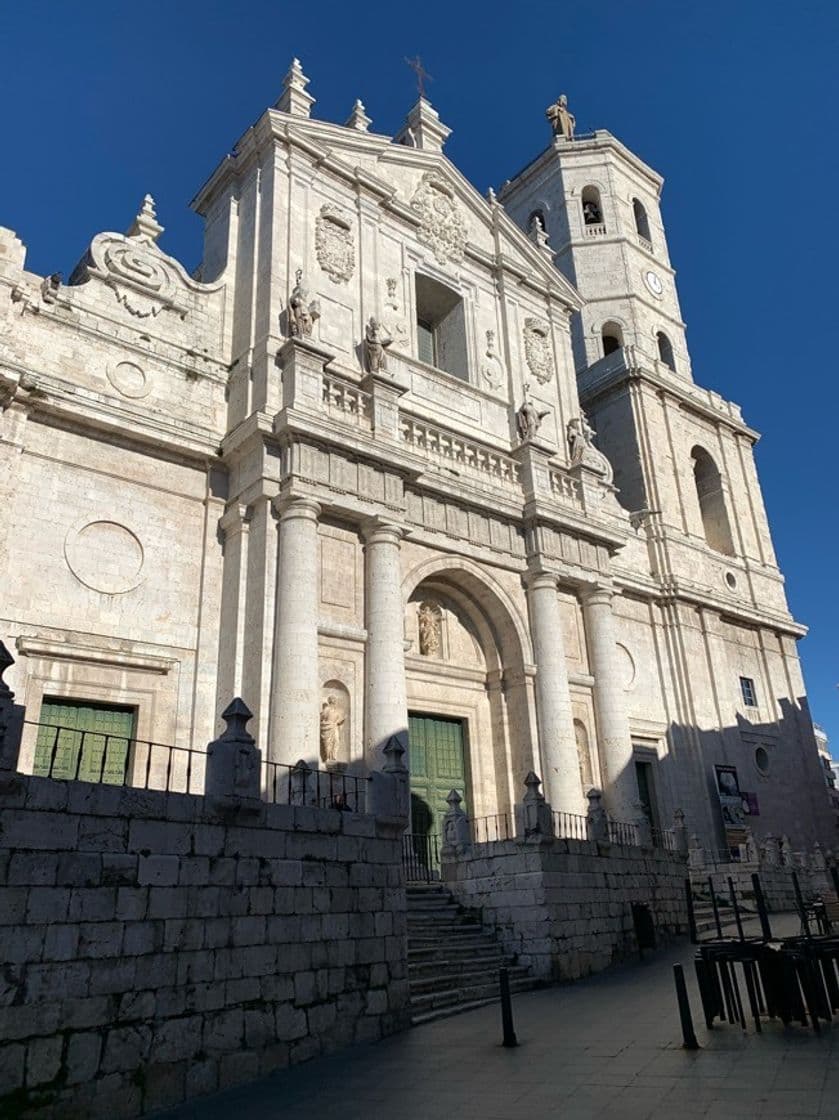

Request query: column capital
[
  {"left": 580, "top": 581, "right": 615, "bottom": 608},
  {"left": 271, "top": 495, "right": 322, "bottom": 523},
  {"left": 523, "top": 568, "right": 559, "bottom": 593},
  {"left": 360, "top": 517, "right": 407, "bottom": 546},
  {"left": 218, "top": 502, "right": 252, "bottom": 539}
]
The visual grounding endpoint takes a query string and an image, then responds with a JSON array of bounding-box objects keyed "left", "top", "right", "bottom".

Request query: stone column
[
  {"left": 269, "top": 497, "right": 321, "bottom": 763},
  {"left": 582, "top": 584, "right": 637, "bottom": 820},
  {"left": 363, "top": 520, "right": 409, "bottom": 770},
  {"left": 524, "top": 571, "right": 582, "bottom": 813}
]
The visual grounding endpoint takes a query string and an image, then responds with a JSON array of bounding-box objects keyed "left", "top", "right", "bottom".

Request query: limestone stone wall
[
  {"left": 443, "top": 837, "right": 688, "bottom": 981},
  {"left": 0, "top": 772, "right": 408, "bottom": 1118}
]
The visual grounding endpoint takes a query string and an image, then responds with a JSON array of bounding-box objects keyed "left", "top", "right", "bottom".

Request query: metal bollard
[
  {"left": 499, "top": 967, "right": 518, "bottom": 1048},
  {"left": 673, "top": 963, "right": 699, "bottom": 1050}
]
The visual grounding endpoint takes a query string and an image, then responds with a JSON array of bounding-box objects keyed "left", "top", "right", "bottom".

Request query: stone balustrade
[
  {"left": 399, "top": 415, "right": 521, "bottom": 489},
  {"left": 321, "top": 373, "right": 372, "bottom": 429}
]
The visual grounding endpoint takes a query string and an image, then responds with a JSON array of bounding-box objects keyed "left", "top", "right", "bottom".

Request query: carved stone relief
[
  {"left": 315, "top": 204, "right": 355, "bottom": 284},
  {"left": 523, "top": 317, "right": 554, "bottom": 385},
  {"left": 107, "top": 360, "right": 151, "bottom": 399},
  {"left": 410, "top": 173, "right": 466, "bottom": 266}
]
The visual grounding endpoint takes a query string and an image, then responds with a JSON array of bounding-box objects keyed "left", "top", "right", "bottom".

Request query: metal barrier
[
  {"left": 23, "top": 721, "right": 205, "bottom": 793},
  {"left": 469, "top": 813, "right": 515, "bottom": 843},
  {"left": 608, "top": 819, "right": 640, "bottom": 846},
  {"left": 554, "top": 810, "right": 589, "bottom": 841},
  {"left": 402, "top": 832, "right": 440, "bottom": 882},
  {"left": 261, "top": 760, "right": 367, "bottom": 812}
]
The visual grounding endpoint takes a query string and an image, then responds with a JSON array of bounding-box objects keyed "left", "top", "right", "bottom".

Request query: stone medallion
[
  {"left": 523, "top": 317, "right": 554, "bottom": 384},
  {"left": 107, "top": 360, "right": 151, "bottom": 399},
  {"left": 410, "top": 173, "right": 466, "bottom": 266},
  {"left": 65, "top": 520, "right": 145, "bottom": 594}
]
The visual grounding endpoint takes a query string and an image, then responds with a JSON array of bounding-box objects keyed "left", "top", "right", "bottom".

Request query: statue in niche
[
  {"left": 364, "top": 317, "right": 392, "bottom": 373},
  {"left": 319, "top": 695, "right": 345, "bottom": 763},
  {"left": 288, "top": 269, "right": 320, "bottom": 338},
  {"left": 516, "top": 383, "right": 550, "bottom": 442},
  {"left": 417, "top": 601, "right": 442, "bottom": 657},
  {"left": 546, "top": 93, "right": 576, "bottom": 140}
]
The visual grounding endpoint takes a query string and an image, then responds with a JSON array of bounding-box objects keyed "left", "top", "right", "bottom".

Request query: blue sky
[{"left": 2, "top": 1, "right": 837, "bottom": 748}]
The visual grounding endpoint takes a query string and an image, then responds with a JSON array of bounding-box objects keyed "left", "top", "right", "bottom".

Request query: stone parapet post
[
  {"left": 277, "top": 336, "right": 333, "bottom": 416},
  {"left": 205, "top": 698, "right": 261, "bottom": 802},
  {"left": 586, "top": 787, "right": 609, "bottom": 843},
  {"left": 634, "top": 804, "right": 653, "bottom": 849},
  {"left": 516, "top": 771, "right": 555, "bottom": 844},
  {"left": 360, "top": 365, "right": 408, "bottom": 442},
  {"left": 0, "top": 640, "right": 24, "bottom": 773},
  {"left": 673, "top": 808, "right": 689, "bottom": 856},
  {"left": 688, "top": 833, "right": 705, "bottom": 870},
  {"left": 441, "top": 789, "right": 471, "bottom": 857},
  {"left": 369, "top": 735, "right": 410, "bottom": 833}
]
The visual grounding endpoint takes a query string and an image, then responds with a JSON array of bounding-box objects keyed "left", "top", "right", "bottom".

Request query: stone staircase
[{"left": 406, "top": 882, "right": 537, "bottom": 1025}]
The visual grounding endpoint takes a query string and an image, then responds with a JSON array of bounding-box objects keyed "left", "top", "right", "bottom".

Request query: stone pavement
[{"left": 157, "top": 915, "right": 838, "bottom": 1120}]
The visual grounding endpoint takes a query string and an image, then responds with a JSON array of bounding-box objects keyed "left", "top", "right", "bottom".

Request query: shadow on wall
[{"left": 606, "top": 692, "right": 834, "bottom": 856}]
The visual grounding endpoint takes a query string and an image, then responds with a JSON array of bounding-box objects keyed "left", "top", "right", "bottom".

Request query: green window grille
[{"left": 33, "top": 699, "right": 135, "bottom": 785}]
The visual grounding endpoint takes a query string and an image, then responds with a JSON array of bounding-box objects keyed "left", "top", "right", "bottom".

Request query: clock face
[{"left": 644, "top": 270, "right": 663, "bottom": 297}]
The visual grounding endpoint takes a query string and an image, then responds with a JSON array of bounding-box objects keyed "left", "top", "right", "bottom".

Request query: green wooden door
[
  {"left": 408, "top": 714, "right": 468, "bottom": 835},
  {"left": 34, "top": 699, "right": 135, "bottom": 784}
]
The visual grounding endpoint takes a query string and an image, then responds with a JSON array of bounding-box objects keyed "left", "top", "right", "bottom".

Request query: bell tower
[{"left": 501, "top": 101, "right": 691, "bottom": 380}]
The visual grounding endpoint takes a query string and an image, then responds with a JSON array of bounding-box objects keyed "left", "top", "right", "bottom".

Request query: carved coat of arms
[
  {"left": 523, "top": 317, "right": 555, "bottom": 384},
  {"left": 315, "top": 204, "right": 355, "bottom": 284},
  {"left": 410, "top": 173, "right": 466, "bottom": 266}
]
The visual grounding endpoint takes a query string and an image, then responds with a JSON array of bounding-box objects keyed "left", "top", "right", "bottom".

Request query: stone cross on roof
[{"left": 404, "top": 55, "right": 432, "bottom": 99}]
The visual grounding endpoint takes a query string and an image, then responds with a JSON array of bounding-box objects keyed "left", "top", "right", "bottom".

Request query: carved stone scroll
[
  {"left": 523, "top": 317, "right": 554, "bottom": 385},
  {"left": 315, "top": 204, "right": 355, "bottom": 284}
]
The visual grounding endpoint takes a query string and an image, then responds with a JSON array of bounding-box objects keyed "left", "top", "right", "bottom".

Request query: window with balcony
[
  {"left": 691, "top": 445, "right": 735, "bottom": 555},
  {"left": 581, "top": 186, "right": 604, "bottom": 230},
  {"left": 415, "top": 273, "right": 468, "bottom": 381},
  {"left": 657, "top": 330, "right": 675, "bottom": 370},
  {"left": 633, "top": 197, "right": 652, "bottom": 246},
  {"left": 602, "top": 321, "right": 623, "bottom": 356}
]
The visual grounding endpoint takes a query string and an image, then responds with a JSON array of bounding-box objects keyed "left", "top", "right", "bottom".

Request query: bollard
[
  {"left": 499, "top": 967, "right": 518, "bottom": 1048},
  {"left": 673, "top": 963, "right": 699, "bottom": 1050}
]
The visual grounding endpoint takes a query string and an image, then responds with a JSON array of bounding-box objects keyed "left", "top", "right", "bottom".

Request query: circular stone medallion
[
  {"left": 65, "top": 521, "right": 145, "bottom": 594},
  {"left": 107, "top": 360, "right": 150, "bottom": 399}
]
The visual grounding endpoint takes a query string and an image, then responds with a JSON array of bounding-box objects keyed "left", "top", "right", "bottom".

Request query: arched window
[
  {"left": 602, "top": 322, "right": 623, "bottom": 356},
  {"left": 633, "top": 198, "right": 651, "bottom": 244},
  {"left": 691, "top": 446, "right": 734, "bottom": 555},
  {"left": 581, "top": 186, "right": 604, "bottom": 228},
  {"left": 528, "top": 209, "right": 547, "bottom": 234},
  {"left": 657, "top": 331, "right": 675, "bottom": 370}
]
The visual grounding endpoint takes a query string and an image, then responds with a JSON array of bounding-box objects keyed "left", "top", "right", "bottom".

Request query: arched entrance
[{"left": 402, "top": 559, "right": 534, "bottom": 839}]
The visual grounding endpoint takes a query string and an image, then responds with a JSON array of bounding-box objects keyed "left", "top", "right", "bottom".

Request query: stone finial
[
  {"left": 126, "top": 194, "right": 164, "bottom": 242},
  {"left": 344, "top": 99, "right": 372, "bottom": 132},
  {"left": 528, "top": 212, "right": 552, "bottom": 254},
  {"left": 518, "top": 770, "right": 554, "bottom": 843},
  {"left": 382, "top": 735, "right": 407, "bottom": 773},
  {"left": 688, "top": 833, "right": 705, "bottom": 870},
  {"left": 205, "top": 697, "right": 261, "bottom": 801},
  {"left": 394, "top": 99, "right": 451, "bottom": 153},
  {"left": 673, "top": 807, "right": 689, "bottom": 855},
  {"left": 275, "top": 58, "right": 315, "bottom": 118}
]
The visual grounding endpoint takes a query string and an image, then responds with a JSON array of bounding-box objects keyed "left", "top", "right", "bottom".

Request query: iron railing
[
  {"left": 554, "top": 811, "right": 589, "bottom": 841},
  {"left": 469, "top": 813, "right": 515, "bottom": 843},
  {"left": 22, "top": 721, "right": 206, "bottom": 793},
  {"left": 652, "top": 827, "right": 677, "bottom": 852},
  {"left": 402, "top": 833, "right": 440, "bottom": 882},
  {"left": 261, "top": 760, "right": 367, "bottom": 812},
  {"left": 608, "top": 819, "right": 640, "bottom": 847}
]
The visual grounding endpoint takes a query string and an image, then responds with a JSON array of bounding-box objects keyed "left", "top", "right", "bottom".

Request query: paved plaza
[{"left": 157, "top": 916, "right": 838, "bottom": 1120}]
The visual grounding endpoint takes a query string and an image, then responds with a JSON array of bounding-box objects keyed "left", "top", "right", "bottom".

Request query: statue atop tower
[{"left": 546, "top": 93, "right": 575, "bottom": 140}]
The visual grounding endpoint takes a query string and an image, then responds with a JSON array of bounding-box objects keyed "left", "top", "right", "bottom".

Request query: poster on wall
[{"left": 715, "top": 764, "right": 748, "bottom": 849}]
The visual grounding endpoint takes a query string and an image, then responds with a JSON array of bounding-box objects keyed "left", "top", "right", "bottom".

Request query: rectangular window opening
[
  {"left": 414, "top": 273, "right": 469, "bottom": 382},
  {"left": 739, "top": 676, "right": 758, "bottom": 708}
]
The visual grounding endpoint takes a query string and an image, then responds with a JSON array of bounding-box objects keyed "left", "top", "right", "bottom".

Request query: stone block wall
[
  {"left": 443, "top": 837, "right": 688, "bottom": 981},
  {"left": 0, "top": 772, "right": 408, "bottom": 1118}
]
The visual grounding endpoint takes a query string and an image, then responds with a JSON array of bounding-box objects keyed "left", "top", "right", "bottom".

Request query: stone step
[
  {"left": 409, "top": 964, "right": 531, "bottom": 995},
  {"left": 408, "top": 935, "right": 502, "bottom": 953},
  {"left": 410, "top": 975, "right": 537, "bottom": 1016}
]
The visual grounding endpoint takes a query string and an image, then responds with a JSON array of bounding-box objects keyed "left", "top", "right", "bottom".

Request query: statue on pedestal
[
  {"left": 516, "top": 383, "right": 550, "bottom": 442},
  {"left": 319, "top": 696, "right": 345, "bottom": 763},
  {"left": 546, "top": 94, "right": 576, "bottom": 140},
  {"left": 364, "top": 317, "right": 392, "bottom": 373},
  {"left": 288, "top": 269, "right": 320, "bottom": 338}
]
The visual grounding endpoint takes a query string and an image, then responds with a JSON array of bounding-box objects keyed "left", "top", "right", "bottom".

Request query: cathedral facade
[{"left": 0, "top": 61, "right": 830, "bottom": 852}]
